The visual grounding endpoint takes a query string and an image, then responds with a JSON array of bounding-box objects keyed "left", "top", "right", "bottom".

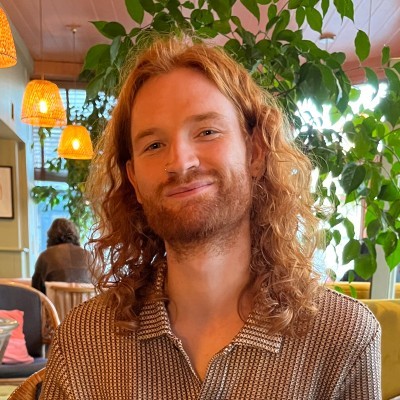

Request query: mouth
[{"left": 165, "top": 181, "right": 214, "bottom": 198}]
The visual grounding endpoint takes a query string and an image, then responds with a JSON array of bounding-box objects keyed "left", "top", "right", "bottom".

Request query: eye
[
  {"left": 144, "top": 142, "right": 162, "bottom": 152},
  {"left": 199, "top": 129, "right": 217, "bottom": 137}
]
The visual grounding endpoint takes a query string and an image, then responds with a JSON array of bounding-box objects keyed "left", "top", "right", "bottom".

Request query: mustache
[{"left": 158, "top": 169, "right": 221, "bottom": 193}]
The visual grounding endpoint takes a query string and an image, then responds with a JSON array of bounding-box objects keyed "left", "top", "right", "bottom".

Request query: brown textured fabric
[
  {"left": 40, "top": 285, "right": 381, "bottom": 399},
  {"left": 32, "top": 243, "right": 92, "bottom": 294}
]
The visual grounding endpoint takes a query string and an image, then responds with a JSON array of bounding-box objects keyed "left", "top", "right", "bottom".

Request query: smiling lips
[{"left": 165, "top": 181, "right": 214, "bottom": 198}]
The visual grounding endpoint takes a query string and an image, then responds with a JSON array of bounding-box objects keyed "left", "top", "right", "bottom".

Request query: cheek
[{"left": 133, "top": 164, "right": 163, "bottom": 200}]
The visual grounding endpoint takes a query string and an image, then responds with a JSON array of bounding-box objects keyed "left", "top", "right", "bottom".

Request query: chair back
[
  {"left": 0, "top": 283, "right": 59, "bottom": 358},
  {"left": 44, "top": 281, "right": 96, "bottom": 321},
  {"left": 8, "top": 367, "right": 46, "bottom": 400}
]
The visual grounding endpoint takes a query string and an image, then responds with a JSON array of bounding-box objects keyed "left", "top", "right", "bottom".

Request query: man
[{"left": 40, "top": 37, "right": 381, "bottom": 399}]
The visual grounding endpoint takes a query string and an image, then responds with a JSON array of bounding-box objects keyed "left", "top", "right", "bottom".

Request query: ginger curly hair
[{"left": 86, "top": 35, "right": 321, "bottom": 337}]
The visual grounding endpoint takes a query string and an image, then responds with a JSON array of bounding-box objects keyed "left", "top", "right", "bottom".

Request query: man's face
[{"left": 126, "top": 67, "right": 260, "bottom": 245}]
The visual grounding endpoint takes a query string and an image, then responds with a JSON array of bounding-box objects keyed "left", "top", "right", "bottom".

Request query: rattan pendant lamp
[
  {"left": 0, "top": 7, "right": 17, "bottom": 68},
  {"left": 57, "top": 27, "right": 93, "bottom": 160},
  {"left": 21, "top": 0, "right": 66, "bottom": 127}
]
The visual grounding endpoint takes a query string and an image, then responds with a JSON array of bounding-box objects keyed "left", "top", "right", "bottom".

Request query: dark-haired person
[
  {"left": 32, "top": 218, "right": 92, "bottom": 294},
  {"left": 40, "top": 37, "right": 381, "bottom": 399}
]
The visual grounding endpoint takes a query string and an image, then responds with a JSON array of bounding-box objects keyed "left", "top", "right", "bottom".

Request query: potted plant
[{"left": 33, "top": 0, "right": 400, "bottom": 281}]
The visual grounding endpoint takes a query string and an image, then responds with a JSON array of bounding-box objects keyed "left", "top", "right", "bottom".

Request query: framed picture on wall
[{"left": 0, "top": 166, "right": 13, "bottom": 219}]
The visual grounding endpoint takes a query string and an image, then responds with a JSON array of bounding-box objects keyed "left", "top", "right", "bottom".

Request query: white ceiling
[{"left": 1, "top": 0, "right": 400, "bottom": 83}]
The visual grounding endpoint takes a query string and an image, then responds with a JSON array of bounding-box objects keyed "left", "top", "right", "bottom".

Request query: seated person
[{"left": 32, "top": 218, "right": 93, "bottom": 294}]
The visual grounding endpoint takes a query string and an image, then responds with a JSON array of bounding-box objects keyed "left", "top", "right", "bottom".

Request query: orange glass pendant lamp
[
  {"left": 0, "top": 7, "right": 17, "bottom": 68},
  {"left": 21, "top": 80, "right": 67, "bottom": 127},
  {"left": 58, "top": 124, "right": 94, "bottom": 160}
]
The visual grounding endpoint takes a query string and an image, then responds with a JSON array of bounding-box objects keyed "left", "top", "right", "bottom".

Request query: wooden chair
[
  {"left": 0, "top": 282, "right": 59, "bottom": 386},
  {"left": 44, "top": 281, "right": 97, "bottom": 321},
  {"left": 8, "top": 368, "right": 45, "bottom": 400}
]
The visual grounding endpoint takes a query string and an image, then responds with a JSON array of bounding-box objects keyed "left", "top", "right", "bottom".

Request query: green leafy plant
[{"left": 33, "top": 0, "right": 400, "bottom": 279}]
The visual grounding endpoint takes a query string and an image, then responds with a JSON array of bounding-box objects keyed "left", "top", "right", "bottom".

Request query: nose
[{"left": 165, "top": 137, "right": 200, "bottom": 175}]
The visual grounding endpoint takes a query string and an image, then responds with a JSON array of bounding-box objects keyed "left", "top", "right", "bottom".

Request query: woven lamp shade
[
  {"left": 0, "top": 8, "right": 17, "bottom": 68},
  {"left": 21, "top": 80, "right": 67, "bottom": 127},
  {"left": 58, "top": 125, "right": 94, "bottom": 160}
]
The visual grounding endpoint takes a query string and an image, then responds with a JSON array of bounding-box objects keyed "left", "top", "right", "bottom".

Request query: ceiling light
[
  {"left": 318, "top": 32, "right": 336, "bottom": 45},
  {"left": 20, "top": 0, "right": 66, "bottom": 127},
  {"left": 58, "top": 125, "right": 93, "bottom": 160},
  {"left": 0, "top": 7, "right": 17, "bottom": 68},
  {"left": 58, "top": 27, "right": 93, "bottom": 160}
]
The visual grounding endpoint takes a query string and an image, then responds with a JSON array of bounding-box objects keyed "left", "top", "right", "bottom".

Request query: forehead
[{"left": 131, "top": 68, "right": 239, "bottom": 133}]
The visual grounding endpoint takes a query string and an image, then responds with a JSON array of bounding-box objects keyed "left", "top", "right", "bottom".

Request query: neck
[{"left": 165, "top": 218, "right": 252, "bottom": 324}]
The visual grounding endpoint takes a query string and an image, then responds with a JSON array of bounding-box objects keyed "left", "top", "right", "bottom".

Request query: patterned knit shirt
[{"left": 40, "top": 288, "right": 381, "bottom": 399}]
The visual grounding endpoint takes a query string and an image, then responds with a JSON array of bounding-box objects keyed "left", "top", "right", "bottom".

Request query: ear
[
  {"left": 249, "top": 129, "right": 265, "bottom": 179},
  {"left": 126, "top": 160, "right": 143, "bottom": 204}
]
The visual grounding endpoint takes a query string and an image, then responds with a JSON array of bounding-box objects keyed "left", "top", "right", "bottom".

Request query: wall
[{"left": 0, "top": 6, "right": 37, "bottom": 278}]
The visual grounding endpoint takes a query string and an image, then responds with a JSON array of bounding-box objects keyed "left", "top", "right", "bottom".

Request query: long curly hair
[{"left": 86, "top": 35, "right": 321, "bottom": 337}]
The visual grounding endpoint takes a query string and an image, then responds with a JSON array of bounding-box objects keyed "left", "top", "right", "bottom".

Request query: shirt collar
[{"left": 137, "top": 299, "right": 283, "bottom": 354}]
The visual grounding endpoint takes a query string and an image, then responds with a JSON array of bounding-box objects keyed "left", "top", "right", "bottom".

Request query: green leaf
[
  {"left": 321, "top": 0, "right": 329, "bottom": 16},
  {"left": 379, "top": 97, "right": 400, "bottom": 127},
  {"left": 343, "top": 217, "right": 355, "bottom": 239},
  {"left": 378, "top": 182, "right": 400, "bottom": 201},
  {"left": 353, "top": 129, "right": 371, "bottom": 159},
  {"left": 267, "top": 4, "right": 277, "bottom": 20},
  {"left": 333, "top": 229, "right": 341, "bottom": 245},
  {"left": 213, "top": 20, "right": 231, "bottom": 34},
  {"left": 139, "top": 0, "right": 156, "bottom": 14},
  {"left": 271, "top": 9, "right": 290, "bottom": 41},
  {"left": 364, "top": 67, "right": 378, "bottom": 98},
  {"left": 128, "top": 27, "right": 141, "bottom": 37},
  {"left": 342, "top": 239, "right": 360, "bottom": 265},
  {"left": 392, "top": 61, "right": 400, "bottom": 75},
  {"left": 377, "top": 231, "right": 397, "bottom": 257},
  {"left": 208, "top": 0, "right": 232, "bottom": 20},
  {"left": 391, "top": 162, "right": 400, "bottom": 178},
  {"left": 125, "top": 0, "right": 144, "bottom": 23},
  {"left": 224, "top": 38, "right": 241, "bottom": 56},
  {"left": 153, "top": 12, "right": 175, "bottom": 33},
  {"left": 288, "top": 0, "right": 302, "bottom": 9},
  {"left": 110, "top": 37, "right": 121, "bottom": 64},
  {"left": 91, "top": 21, "right": 126, "bottom": 39},
  {"left": 182, "top": 1, "right": 195, "bottom": 9},
  {"left": 385, "top": 237, "right": 400, "bottom": 270},
  {"left": 385, "top": 68, "right": 400, "bottom": 93},
  {"left": 349, "top": 285, "right": 358, "bottom": 298},
  {"left": 366, "top": 219, "right": 381, "bottom": 239},
  {"left": 354, "top": 253, "right": 376, "bottom": 280},
  {"left": 382, "top": 45, "right": 390, "bottom": 65},
  {"left": 295, "top": 6, "right": 305, "bottom": 27},
  {"left": 83, "top": 44, "right": 110, "bottom": 70},
  {"left": 355, "top": 30, "right": 370, "bottom": 62},
  {"left": 340, "top": 163, "right": 366, "bottom": 194},
  {"left": 86, "top": 72, "right": 106, "bottom": 101},
  {"left": 369, "top": 167, "right": 382, "bottom": 199},
  {"left": 240, "top": 0, "right": 260, "bottom": 21},
  {"left": 333, "top": 0, "right": 354, "bottom": 20},
  {"left": 305, "top": 7, "right": 322, "bottom": 33}
]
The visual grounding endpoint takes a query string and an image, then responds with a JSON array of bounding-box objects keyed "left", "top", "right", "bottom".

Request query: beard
[{"left": 139, "top": 166, "right": 252, "bottom": 249}]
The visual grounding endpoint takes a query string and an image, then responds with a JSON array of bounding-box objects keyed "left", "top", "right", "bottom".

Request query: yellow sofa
[
  {"left": 325, "top": 282, "right": 400, "bottom": 300},
  {"left": 361, "top": 299, "right": 400, "bottom": 400}
]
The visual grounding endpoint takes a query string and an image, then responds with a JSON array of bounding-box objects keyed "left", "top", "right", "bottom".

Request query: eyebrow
[
  {"left": 133, "top": 112, "right": 228, "bottom": 145},
  {"left": 184, "top": 111, "right": 228, "bottom": 124}
]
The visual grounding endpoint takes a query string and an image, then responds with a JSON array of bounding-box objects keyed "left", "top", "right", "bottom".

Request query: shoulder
[
  {"left": 55, "top": 293, "right": 116, "bottom": 341},
  {"left": 312, "top": 287, "right": 380, "bottom": 344}
]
